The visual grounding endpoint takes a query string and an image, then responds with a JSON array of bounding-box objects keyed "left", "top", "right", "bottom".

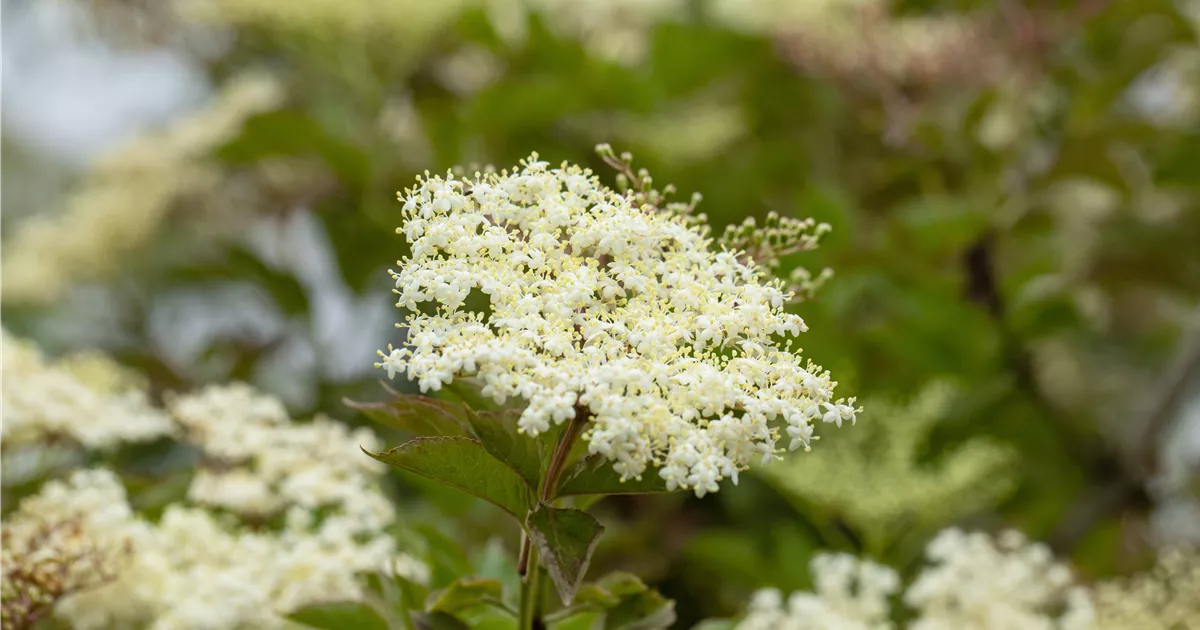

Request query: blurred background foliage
[{"left": 3, "top": 0, "right": 1199, "bottom": 626}]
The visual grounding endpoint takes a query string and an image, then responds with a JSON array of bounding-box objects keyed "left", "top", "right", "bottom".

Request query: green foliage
[
  {"left": 759, "top": 383, "right": 1018, "bottom": 556},
  {"left": 366, "top": 437, "right": 535, "bottom": 520},
  {"left": 5, "top": 0, "right": 1199, "bottom": 627},
  {"left": 426, "top": 577, "right": 508, "bottom": 614},
  {"left": 556, "top": 455, "right": 673, "bottom": 497},
  {"left": 526, "top": 506, "right": 607, "bottom": 605}
]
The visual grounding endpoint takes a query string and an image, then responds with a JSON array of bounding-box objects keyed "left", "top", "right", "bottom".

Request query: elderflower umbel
[
  {"left": 377, "top": 153, "right": 856, "bottom": 497},
  {"left": 738, "top": 528, "right": 1095, "bottom": 630},
  {"left": 1, "top": 330, "right": 175, "bottom": 449},
  {"left": 905, "top": 529, "right": 1093, "bottom": 630},
  {"left": 739, "top": 554, "right": 899, "bottom": 630}
]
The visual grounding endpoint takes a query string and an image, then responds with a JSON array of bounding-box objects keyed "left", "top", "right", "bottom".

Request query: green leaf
[
  {"left": 346, "top": 393, "right": 470, "bottom": 438},
  {"left": 603, "top": 591, "right": 676, "bottom": 630},
  {"left": 556, "top": 455, "right": 674, "bottom": 497},
  {"left": 526, "top": 505, "right": 606, "bottom": 605},
  {"left": 287, "top": 602, "right": 390, "bottom": 630},
  {"left": 415, "top": 524, "right": 472, "bottom": 589},
  {"left": 549, "top": 611, "right": 602, "bottom": 630},
  {"left": 458, "top": 407, "right": 552, "bottom": 490},
  {"left": 472, "top": 538, "right": 520, "bottom": 606},
  {"left": 595, "top": 572, "right": 649, "bottom": 598},
  {"left": 367, "top": 437, "right": 535, "bottom": 520},
  {"left": 426, "top": 577, "right": 508, "bottom": 614},
  {"left": 412, "top": 611, "right": 471, "bottom": 630},
  {"left": 573, "top": 572, "right": 648, "bottom": 610}
]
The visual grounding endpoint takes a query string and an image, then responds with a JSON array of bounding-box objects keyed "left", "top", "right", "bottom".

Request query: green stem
[
  {"left": 517, "top": 544, "right": 541, "bottom": 630},
  {"left": 517, "top": 405, "right": 590, "bottom": 629}
]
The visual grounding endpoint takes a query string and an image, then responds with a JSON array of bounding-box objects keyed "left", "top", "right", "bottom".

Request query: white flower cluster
[
  {"left": 738, "top": 528, "right": 1095, "bottom": 630},
  {"left": 377, "top": 154, "right": 855, "bottom": 497},
  {"left": 1090, "top": 546, "right": 1200, "bottom": 629},
  {"left": 2, "top": 470, "right": 134, "bottom": 627},
  {"left": 0, "top": 334, "right": 426, "bottom": 630},
  {"left": 905, "top": 529, "right": 1094, "bottom": 630},
  {"left": 1, "top": 330, "right": 175, "bottom": 449},
  {"left": 1, "top": 468, "right": 406, "bottom": 630},
  {"left": 739, "top": 554, "right": 899, "bottom": 630},
  {"left": 171, "top": 383, "right": 395, "bottom": 534}
]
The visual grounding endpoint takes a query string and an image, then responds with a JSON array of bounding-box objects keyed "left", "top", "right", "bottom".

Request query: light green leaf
[
  {"left": 526, "top": 505, "right": 606, "bottom": 605},
  {"left": 367, "top": 437, "right": 535, "bottom": 520},
  {"left": 595, "top": 572, "right": 649, "bottom": 598},
  {"left": 287, "top": 602, "right": 390, "bottom": 630},
  {"left": 549, "top": 611, "right": 602, "bottom": 630},
  {"left": 557, "top": 455, "right": 674, "bottom": 497},
  {"left": 412, "top": 611, "right": 471, "bottom": 630},
  {"left": 345, "top": 393, "right": 470, "bottom": 438},
  {"left": 426, "top": 577, "right": 508, "bottom": 614},
  {"left": 573, "top": 572, "right": 650, "bottom": 609},
  {"left": 603, "top": 591, "right": 676, "bottom": 630}
]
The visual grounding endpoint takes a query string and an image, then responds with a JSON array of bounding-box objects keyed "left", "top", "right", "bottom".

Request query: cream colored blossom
[
  {"left": 714, "top": 0, "right": 1002, "bottom": 90},
  {"left": 45, "top": 486, "right": 406, "bottom": 630},
  {"left": 169, "top": 383, "right": 394, "bottom": 533},
  {"left": 905, "top": 529, "right": 1093, "bottom": 630},
  {"left": 0, "top": 379, "right": 424, "bottom": 628},
  {"left": 1, "top": 330, "right": 174, "bottom": 449},
  {"left": 2, "top": 354, "right": 425, "bottom": 630},
  {"left": 377, "top": 153, "right": 854, "bottom": 497},
  {"left": 1, "top": 73, "right": 282, "bottom": 306},
  {"left": 1, "top": 469, "right": 137, "bottom": 629},
  {"left": 738, "top": 528, "right": 1093, "bottom": 630},
  {"left": 1091, "top": 547, "right": 1200, "bottom": 629},
  {"left": 738, "top": 555, "right": 899, "bottom": 630}
]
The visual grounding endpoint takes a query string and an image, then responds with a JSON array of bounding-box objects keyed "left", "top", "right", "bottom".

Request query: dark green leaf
[
  {"left": 287, "top": 602, "right": 389, "bottom": 630},
  {"left": 526, "top": 505, "right": 606, "bottom": 605},
  {"left": 426, "top": 577, "right": 507, "bottom": 614},
  {"left": 557, "top": 455, "right": 674, "bottom": 497},
  {"left": 367, "top": 437, "right": 535, "bottom": 520},
  {"left": 458, "top": 407, "right": 550, "bottom": 490},
  {"left": 346, "top": 393, "right": 470, "bottom": 438}
]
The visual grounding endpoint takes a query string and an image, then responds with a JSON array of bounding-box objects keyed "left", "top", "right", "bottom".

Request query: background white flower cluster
[
  {"left": 737, "top": 527, "right": 1198, "bottom": 630},
  {"left": 0, "top": 332, "right": 426, "bottom": 630}
]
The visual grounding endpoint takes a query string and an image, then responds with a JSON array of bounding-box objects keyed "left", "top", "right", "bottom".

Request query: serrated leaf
[
  {"left": 526, "top": 505, "right": 606, "bottom": 605},
  {"left": 556, "top": 455, "right": 674, "bottom": 497},
  {"left": 287, "top": 602, "right": 389, "bottom": 630},
  {"left": 426, "top": 577, "right": 506, "bottom": 614},
  {"left": 367, "top": 437, "right": 535, "bottom": 520},
  {"left": 346, "top": 394, "right": 470, "bottom": 438},
  {"left": 458, "top": 407, "right": 554, "bottom": 490}
]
